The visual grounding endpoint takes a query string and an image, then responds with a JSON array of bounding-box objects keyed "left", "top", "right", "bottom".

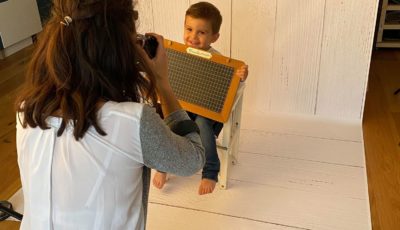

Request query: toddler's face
[{"left": 183, "top": 16, "right": 219, "bottom": 50}]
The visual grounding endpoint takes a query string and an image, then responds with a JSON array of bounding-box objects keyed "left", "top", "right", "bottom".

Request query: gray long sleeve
[{"left": 139, "top": 105, "right": 205, "bottom": 176}]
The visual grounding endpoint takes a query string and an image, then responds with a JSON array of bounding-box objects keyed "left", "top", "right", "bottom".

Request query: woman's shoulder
[{"left": 99, "top": 101, "right": 146, "bottom": 119}]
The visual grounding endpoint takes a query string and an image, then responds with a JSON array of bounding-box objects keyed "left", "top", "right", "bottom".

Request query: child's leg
[
  {"left": 194, "top": 116, "right": 220, "bottom": 195},
  {"left": 152, "top": 171, "right": 167, "bottom": 189}
]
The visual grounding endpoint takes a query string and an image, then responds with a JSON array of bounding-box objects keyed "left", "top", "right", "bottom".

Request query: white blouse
[{"left": 16, "top": 101, "right": 205, "bottom": 230}]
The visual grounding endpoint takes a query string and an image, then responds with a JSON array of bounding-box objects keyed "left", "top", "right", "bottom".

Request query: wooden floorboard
[
  {"left": 0, "top": 221, "right": 20, "bottom": 230},
  {"left": 0, "top": 44, "right": 31, "bottom": 229},
  {"left": 362, "top": 49, "right": 400, "bottom": 230},
  {"left": 0, "top": 89, "right": 20, "bottom": 139},
  {"left": 0, "top": 130, "right": 20, "bottom": 199}
]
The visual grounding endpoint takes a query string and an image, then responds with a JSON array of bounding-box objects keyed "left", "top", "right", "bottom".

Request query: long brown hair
[{"left": 16, "top": 0, "right": 158, "bottom": 140}]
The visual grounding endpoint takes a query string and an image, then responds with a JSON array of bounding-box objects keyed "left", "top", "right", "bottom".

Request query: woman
[{"left": 15, "top": 0, "right": 205, "bottom": 229}]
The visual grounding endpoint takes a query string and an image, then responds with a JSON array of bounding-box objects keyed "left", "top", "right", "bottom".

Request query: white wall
[
  {"left": 0, "top": 0, "right": 42, "bottom": 48},
  {"left": 317, "top": 0, "right": 379, "bottom": 119},
  {"left": 135, "top": 0, "right": 379, "bottom": 121}
]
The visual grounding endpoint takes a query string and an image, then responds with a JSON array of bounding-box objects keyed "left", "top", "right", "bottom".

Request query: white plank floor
[
  {"left": 147, "top": 112, "right": 371, "bottom": 230},
  {"left": 7, "top": 111, "right": 371, "bottom": 229}
]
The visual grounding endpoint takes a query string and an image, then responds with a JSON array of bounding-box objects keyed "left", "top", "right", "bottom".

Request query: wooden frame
[{"left": 164, "top": 39, "right": 244, "bottom": 123}]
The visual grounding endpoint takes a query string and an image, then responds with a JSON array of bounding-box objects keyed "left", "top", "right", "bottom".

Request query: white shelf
[
  {"left": 376, "top": 0, "right": 400, "bottom": 48},
  {"left": 376, "top": 41, "right": 400, "bottom": 47},
  {"left": 383, "top": 24, "right": 400, "bottom": 29},
  {"left": 387, "top": 4, "right": 400, "bottom": 10}
]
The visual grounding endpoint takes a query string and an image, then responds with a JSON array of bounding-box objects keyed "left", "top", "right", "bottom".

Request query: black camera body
[{"left": 137, "top": 34, "right": 158, "bottom": 59}]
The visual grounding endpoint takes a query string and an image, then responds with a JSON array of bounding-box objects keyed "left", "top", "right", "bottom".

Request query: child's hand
[{"left": 236, "top": 64, "right": 249, "bottom": 82}]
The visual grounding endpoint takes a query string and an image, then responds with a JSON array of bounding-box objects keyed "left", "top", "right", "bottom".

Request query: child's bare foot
[
  {"left": 153, "top": 172, "right": 167, "bottom": 189},
  {"left": 198, "top": 178, "right": 217, "bottom": 195}
]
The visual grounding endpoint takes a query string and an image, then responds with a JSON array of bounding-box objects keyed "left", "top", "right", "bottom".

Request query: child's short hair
[{"left": 185, "top": 2, "right": 222, "bottom": 34}]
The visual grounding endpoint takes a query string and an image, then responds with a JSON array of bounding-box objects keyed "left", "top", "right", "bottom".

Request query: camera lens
[
  {"left": 137, "top": 34, "right": 158, "bottom": 59},
  {"left": 143, "top": 35, "right": 158, "bottom": 59}
]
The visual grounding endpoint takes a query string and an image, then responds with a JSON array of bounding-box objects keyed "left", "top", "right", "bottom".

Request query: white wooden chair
[{"left": 216, "top": 84, "right": 245, "bottom": 189}]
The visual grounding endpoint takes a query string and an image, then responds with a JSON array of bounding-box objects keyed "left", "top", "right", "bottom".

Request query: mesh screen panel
[{"left": 166, "top": 49, "right": 234, "bottom": 113}]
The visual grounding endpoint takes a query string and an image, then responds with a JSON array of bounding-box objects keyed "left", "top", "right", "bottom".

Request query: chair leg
[
  {"left": 218, "top": 148, "right": 229, "bottom": 190},
  {"left": 231, "top": 132, "right": 241, "bottom": 165},
  {"left": 217, "top": 91, "right": 244, "bottom": 190},
  {"left": 217, "top": 114, "right": 242, "bottom": 189},
  {"left": 231, "top": 96, "right": 243, "bottom": 165}
]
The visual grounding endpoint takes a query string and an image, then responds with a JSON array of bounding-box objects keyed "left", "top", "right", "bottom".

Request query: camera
[{"left": 137, "top": 34, "right": 158, "bottom": 59}]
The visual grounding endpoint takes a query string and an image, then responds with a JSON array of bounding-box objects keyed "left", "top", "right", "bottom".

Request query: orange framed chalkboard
[{"left": 164, "top": 39, "right": 244, "bottom": 123}]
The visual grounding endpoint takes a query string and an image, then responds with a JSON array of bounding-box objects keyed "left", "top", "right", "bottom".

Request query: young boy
[{"left": 153, "top": 1, "right": 248, "bottom": 195}]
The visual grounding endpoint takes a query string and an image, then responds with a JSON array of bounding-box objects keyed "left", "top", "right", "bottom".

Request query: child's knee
[{"left": 195, "top": 116, "right": 214, "bottom": 128}]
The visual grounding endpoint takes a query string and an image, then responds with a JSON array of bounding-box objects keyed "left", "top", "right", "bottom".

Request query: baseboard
[{"left": 0, "top": 37, "right": 33, "bottom": 60}]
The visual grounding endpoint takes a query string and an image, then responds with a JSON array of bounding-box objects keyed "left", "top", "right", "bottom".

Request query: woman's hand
[
  {"left": 136, "top": 33, "right": 169, "bottom": 86},
  {"left": 147, "top": 33, "right": 169, "bottom": 84},
  {"left": 135, "top": 33, "right": 181, "bottom": 116}
]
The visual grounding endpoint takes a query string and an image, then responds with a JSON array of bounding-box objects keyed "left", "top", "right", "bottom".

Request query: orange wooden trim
[{"left": 164, "top": 39, "right": 244, "bottom": 123}]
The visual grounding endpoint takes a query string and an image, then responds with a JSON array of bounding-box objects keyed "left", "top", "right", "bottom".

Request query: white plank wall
[
  {"left": 135, "top": 0, "right": 154, "bottom": 34},
  {"left": 231, "top": 0, "right": 276, "bottom": 113},
  {"left": 134, "top": 0, "right": 379, "bottom": 121},
  {"left": 270, "top": 0, "right": 325, "bottom": 114},
  {"left": 150, "top": 0, "right": 189, "bottom": 43},
  {"left": 316, "top": 0, "right": 380, "bottom": 119}
]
